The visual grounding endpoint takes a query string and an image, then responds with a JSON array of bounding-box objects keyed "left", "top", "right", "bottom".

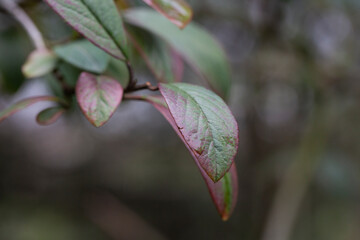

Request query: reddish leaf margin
[
  {"left": 143, "top": 95, "right": 238, "bottom": 220},
  {"left": 159, "top": 83, "right": 239, "bottom": 182},
  {"left": 0, "top": 96, "right": 65, "bottom": 123},
  {"left": 36, "top": 106, "right": 66, "bottom": 125},
  {"left": 143, "top": 0, "right": 193, "bottom": 29},
  {"left": 76, "top": 72, "right": 123, "bottom": 127}
]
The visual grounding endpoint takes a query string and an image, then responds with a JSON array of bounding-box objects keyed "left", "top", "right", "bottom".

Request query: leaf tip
[
  {"left": 221, "top": 214, "right": 230, "bottom": 221},
  {"left": 93, "top": 120, "right": 106, "bottom": 128},
  {"left": 36, "top": 107, "right": 65, "bottom": 126},
  {"left": 210, "top": 172, "right": 229, "bottom": 183}
]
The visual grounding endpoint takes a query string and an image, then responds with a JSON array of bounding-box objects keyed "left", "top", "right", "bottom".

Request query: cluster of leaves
[{"left": 0, "top": 0, "right": 239, "bottom": 220}]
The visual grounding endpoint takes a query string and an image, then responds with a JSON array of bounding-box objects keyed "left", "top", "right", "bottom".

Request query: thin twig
[
  {"left": 126, "top": 61, "right": 136, "bottom": 89},
  {"left": 124, "top": 59, "right": 159, "bottom": 93},
  {"left": 123, "top": 94, "right": 147, "bottom": 101},
  {"left": 0, "top": 0, "right": 46, "bottom": 49},
  {"left": 125, "top": 82, "right": 159, "bottom": 93}
]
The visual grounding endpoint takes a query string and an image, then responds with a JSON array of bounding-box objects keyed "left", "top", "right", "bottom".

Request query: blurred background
[{"left": 1, "top": 0, "right": 360, "bottom": 239}]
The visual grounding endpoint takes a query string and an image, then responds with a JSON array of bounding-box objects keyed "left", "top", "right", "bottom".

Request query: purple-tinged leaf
[
  {"left": 159, "top": 83, "right": 239, "bottom": 182},
  {"left": 0, "top": 96, "right": 64, "bottom": 123},
  {"left": 142, "top": 0, "right": 193, "bottom": 29},
  {"left": 128, "top": 30, "right": 184, "bottom": 83},
  {"left": 76, "top": 72, "right": 123, "bottom": 127},
  {"left": 207, "top": 164, "right": 238, "bottom": 221},
  {"left": 36, "top": 106, "right": 65, "bottom": 125},
  {"left": 44, "top": 0, "right": 128, "bottom": 60},
  {"left": 144, "top": 95, "right": 238, "bottom": 220},
  {"left": 22, "top": 49, "right": 57, "bottom": 78},
  {"left": 124, "top": 9, "right": 231, "bottom": 99}
]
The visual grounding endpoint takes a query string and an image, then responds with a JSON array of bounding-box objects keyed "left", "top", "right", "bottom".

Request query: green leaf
[
  {"left": 0, "top": 96, "right": 65, "bottom": 123},
  {"left": 104, "top": 58, "right": 129, "bottom": 87},
  {"left": 208, "top": 165, "right": 238, "bottom": 221},
  {"left": 124, "top": 8, "right": 231, "bottom": 99},
  {"left": 129, "top": 29, "right": 184, "bottom": 83},
  {"left": 128, "top": 28, "right": 183, "bottom": 83},
  {"left": 159, "top": 83, "right": 239, "bottom": 182},
  {"left": 144, "top": 95, "right": 238, "bottom": 220},
  {"left": 76, "top": 72, "right": 123, "bottom": 127},
  {"left": 46, "top": 75, "right": 65, "bottom": 98},
  {"left": 54, "top": 40, "right": 110, "bottom": 74},
  {"left": 57, "top": 61, "right": 82, "bottom": 88},
  {"left": 36, "top": 106, "right": 65, "bottom": 125},
  {"left": 44, "top": 0, "right": 129, "bottom": 60},
  {"left": 142, "top": 0, "right": 193, "bottom": 29},
  {"left": 22, "top": 49, "right": 57, "bottom": 78}
]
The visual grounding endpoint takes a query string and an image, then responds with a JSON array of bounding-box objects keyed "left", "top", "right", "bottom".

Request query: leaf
[
  {"left": 207, "top": 164, "right": 238, "bottom": 221},
  {"left": 128, "top": 28, "right": 183, "bottom": 83},
  {"left": 45, "top": 62, "right": 80, "bottom": 99},
  {"left": 46, "top": 75, "right": 65, "bottom": 98},
  {"left": 76, "top": 72, "right": 123, "bottom": 127},
  {"left": 171, "top": 50, "right": 184, "bottom": 82},
  {"left": 159, "top": 83, "right": 239, "bottom": 182},
  {"left": 36, "top": 106, "right": 65, "bottom": 125},
  {"left": 0, "top": 28, "right": 32, "bottom": 93},
  {"left": 144, "top": 95, "right": 238, "bottom": 220},
  {"left": 44, "top": 0, "right": 128, "bottom": 60},
  {"left": 54, "top": 40, "right": 110, "bottom": 74},
  {"left": 22, "top": 49, "right": 57, "bottom": 78},
  {"left": 57, "top": 61, "right": 82, "bottom": 88},
  {"left": 124, "top": 9, "right": 231, "bottom": 99},
  {"left": 0, "top": 96, "right": 64, "bottom": 123},
  {"left": 142, "top": 0, "right": 193, "bottom": 29},
  {"left": 104, "top": 58, "right": 129, "bottom": 87}
]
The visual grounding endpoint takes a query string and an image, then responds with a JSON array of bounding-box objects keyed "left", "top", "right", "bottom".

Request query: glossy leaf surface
[
  {"left": 125, "top": 9, "right": 231, "bottom": 98},
  {"left": 145, "top": 95, "right": 238, "bottom": 220},
  {"left": 45, "top": 0, "right": 128, "bottom": 59},
  {"left": 0, "top": 96, "right": 63, "bottom": 123},
  {"left": 159, "top": 83, "right": 238, "bottom": 182},
  {"left": 76, "top": 72, "right": 123, "bottom": 127},
  {"left": 142, "top": 0, "right": 193, "bottom": 29},
  {"left": 22, "top": 49, "right": 57, "bottom": 78},
  {"left": 36, "top": 106, "right": 65, "bottom": 125},
  {"left": 54, "top": 40, "right": 110, "bottom": 74}
]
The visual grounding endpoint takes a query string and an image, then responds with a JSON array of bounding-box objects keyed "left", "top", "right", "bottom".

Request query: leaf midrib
[
  {"left": 165, "top": 84, "right": 223, "bottom": 179},
  {"left": 79, "top": 0, "right": 128, "bottom": 60}
]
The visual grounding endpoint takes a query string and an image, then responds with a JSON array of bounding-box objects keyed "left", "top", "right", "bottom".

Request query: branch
[
  {"left": 123, "top": 94, "right": 147, "bottom": 101},
  {"left": 126, "top": 61, "right": 136, "bottom": 89},
  {"left": 125, "top": 81, "right": 159, "bottom": 93},
  {"left": 124, "top": 57, "right": 159, "bottom": 93},
  {"left": 0, "top": 0, "right": 46, "bottom": 49}
]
